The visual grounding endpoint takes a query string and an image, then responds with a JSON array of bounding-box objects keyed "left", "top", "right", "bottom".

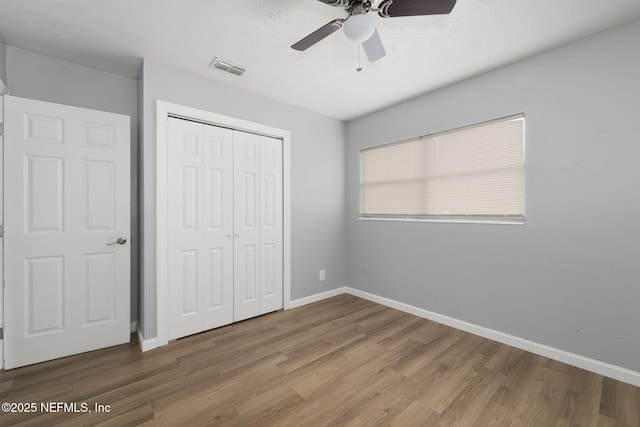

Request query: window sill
[{"left": 357, "top": 216, "right": 525, "bottom": 226}]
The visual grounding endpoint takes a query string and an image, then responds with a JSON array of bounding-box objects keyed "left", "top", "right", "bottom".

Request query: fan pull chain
[{"left": 356, "top": 45, "right": 363, "bottom": 72}]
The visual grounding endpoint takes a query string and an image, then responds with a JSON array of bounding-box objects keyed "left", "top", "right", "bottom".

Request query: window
[{"left": 360, "top": 114, "right": 524, "bottom": 223}]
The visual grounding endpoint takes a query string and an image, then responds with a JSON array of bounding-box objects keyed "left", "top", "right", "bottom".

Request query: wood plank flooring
[{"left": 1, "top": 294, "right": 639, "bottom": 426}]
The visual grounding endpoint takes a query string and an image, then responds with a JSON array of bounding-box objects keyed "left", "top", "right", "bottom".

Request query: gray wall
[
  {"left": 6, "top": 46, "right": 140, "bottom": 323},
  {"left": 345, "top": 20, "right": 640, "bottom": 372},
  {"left": 140, "top": 59, "right": 347, "bottom": 338}
]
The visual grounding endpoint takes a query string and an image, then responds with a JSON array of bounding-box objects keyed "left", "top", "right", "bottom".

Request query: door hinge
[
  {"left": 0, "top": 225, "right": 3, "bottom": 237},
  {"left": 0, "top": 123, "right": 3, "bottom": 135}
]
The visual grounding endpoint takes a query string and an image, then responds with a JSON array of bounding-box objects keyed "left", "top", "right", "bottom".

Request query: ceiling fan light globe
[{"left": 343, "top": 14, "right": 375, "bottom": 43}]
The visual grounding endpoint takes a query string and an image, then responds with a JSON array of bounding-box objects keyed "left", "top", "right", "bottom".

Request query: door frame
[
  {"left": 0, "top": 92, "right": 6, "bottom": 369},
  {"left": 155, "top": 100, "right": 291, "bottom": 348}
]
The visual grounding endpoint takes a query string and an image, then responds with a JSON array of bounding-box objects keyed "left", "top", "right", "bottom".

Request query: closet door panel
[
  {"left": 168, "top": 119, "right": 205, "bottom": 340},
  {"left": 202, "top": 125, "right": 234, "bottom": 329},
  {"left": 259, "top": 136, "right": 284, "bottom": 314},
  {"left": 233, "top": 131, "right": 261, "bottom": 322}
]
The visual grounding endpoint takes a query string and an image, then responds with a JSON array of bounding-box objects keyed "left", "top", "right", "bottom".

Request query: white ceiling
[{"left": 1, "top": 0, "right": 639, "bottom": 121}]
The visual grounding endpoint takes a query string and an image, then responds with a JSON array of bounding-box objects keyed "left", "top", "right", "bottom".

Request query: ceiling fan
[{"left": 291, "top": 0, "right": 458, "bottom": 62}]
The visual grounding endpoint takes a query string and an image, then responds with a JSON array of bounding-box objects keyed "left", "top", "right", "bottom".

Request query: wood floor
[{"left": 1, "top": 295, "right": 639, "bottom": 426}]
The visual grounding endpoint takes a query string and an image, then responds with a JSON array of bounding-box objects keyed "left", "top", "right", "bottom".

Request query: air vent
[{"left": 209, "top": 57, "right": 246, "bottom": 76}]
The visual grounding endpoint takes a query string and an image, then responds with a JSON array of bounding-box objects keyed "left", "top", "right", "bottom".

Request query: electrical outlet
[{"left": 319, "top": 270, "right": 325, "bottom": 281}]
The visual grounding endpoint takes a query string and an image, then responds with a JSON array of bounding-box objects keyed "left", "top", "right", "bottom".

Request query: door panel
[
  {"left": 202, "top": 125, "right": 234, "bottom": 329},
  {"left": 168, "top": 119, "right": 204, "bottom": 339},
  {"left": 84, "top": 252, "right": 116, "bottom": 324},
  {"left": 4, "top": 95, "right": 130, "bottom": 369},
  {"left": 26, "top": 256, "right": 64, "bottom": 334},
  {"left": 181, "top": 249, "right": 199, "bottom": 314},
  {"left": 181, "top": 166, "right": 199, "bottom": 230},
  {"left": 83, "top": 122, "right": 115, "bottom": 149},
  {"left": 83, "top": 160, "right": 115, "bottom": 230},
  {"left": 24, "top": 113, "right": 64, "bottom": 144},
  {"left": 259, "top": 136, "right": 284, "bottom": 314},
  {"left": 26, "top": 155, "right": 65, "bottom": 232},
  {"left": 168, "top": 119, "right": 234, "bottom": 338},
  {"left": 233, "top": 132, "right": 261, "bottom": 322},
  {"left": 207, "top": 169, "right": 223, "bottom": 229},
  {"left": 207, "top": 248, "right": 223, "bottom": 307}
]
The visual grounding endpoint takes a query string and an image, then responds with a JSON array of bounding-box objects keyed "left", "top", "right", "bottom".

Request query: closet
[{"left": 167, "top": 117, "right": 283, "bottom": 340}]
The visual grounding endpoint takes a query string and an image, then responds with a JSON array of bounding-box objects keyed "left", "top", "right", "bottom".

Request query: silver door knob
[{"left": 107, "top": 237, "right": 127, "bottom": 245}]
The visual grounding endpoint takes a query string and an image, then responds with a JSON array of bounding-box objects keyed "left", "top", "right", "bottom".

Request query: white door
[
  {"left": 167, "top": 118, "right": 234, "bottom": 340},
  {"left": 167, "top": 118, "right": 283, "bottom": 338},
  {"left": 3, "top": 95, "right": 130, "bottom": 369}
]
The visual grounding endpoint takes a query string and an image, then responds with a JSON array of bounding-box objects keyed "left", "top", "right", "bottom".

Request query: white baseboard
[
  {"left": 345, "top": 287, "right": 640, "bottom": 388},
  {"left": 137, "top": 325, "right": 158, "bottom": 353},
  {"left": 289, "top": 286, "right": 347, "bottom": 309},
  {"left": 130, "top": 321, "right": 137, "bottom": 333}
]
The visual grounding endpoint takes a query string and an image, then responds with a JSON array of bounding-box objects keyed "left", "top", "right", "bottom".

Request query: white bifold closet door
[{"left": 167, "top": 117, "right": 283, "bottom": 340}]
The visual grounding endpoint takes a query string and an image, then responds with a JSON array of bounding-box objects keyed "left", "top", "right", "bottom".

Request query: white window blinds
[{"left": 360, "top": 114, "right": 524, "bottom": 221}]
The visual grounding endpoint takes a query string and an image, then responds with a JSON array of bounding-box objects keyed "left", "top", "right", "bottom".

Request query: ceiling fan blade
[
  {"left": 378, "top": 0, "right": 457, "bottom": 18},
  {"left": 291, "top": 19, "right": 343, "bottom": 51},
  {"left": 362, "top": 29, "right": 386, "bottom": 62}
]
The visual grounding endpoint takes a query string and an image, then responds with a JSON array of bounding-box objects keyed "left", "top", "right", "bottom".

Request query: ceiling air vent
[{"left": 209, "top": 57, "right": 246, "bottom": 76}]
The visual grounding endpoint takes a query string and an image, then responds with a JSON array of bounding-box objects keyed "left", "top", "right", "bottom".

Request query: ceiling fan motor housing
[
  {"left": 343, "top": 14, "right": 376, "bottom": 42},
  {"left": 325, "top": 0, "right": 373, "bottom": 13},
  {"left": 326, "top": 0, "right": 352, "bottom": 6}
]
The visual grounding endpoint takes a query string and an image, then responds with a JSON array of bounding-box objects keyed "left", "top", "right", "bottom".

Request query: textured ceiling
[{"left": 1, "top": 0, "right": 639, "bottom": 120}]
